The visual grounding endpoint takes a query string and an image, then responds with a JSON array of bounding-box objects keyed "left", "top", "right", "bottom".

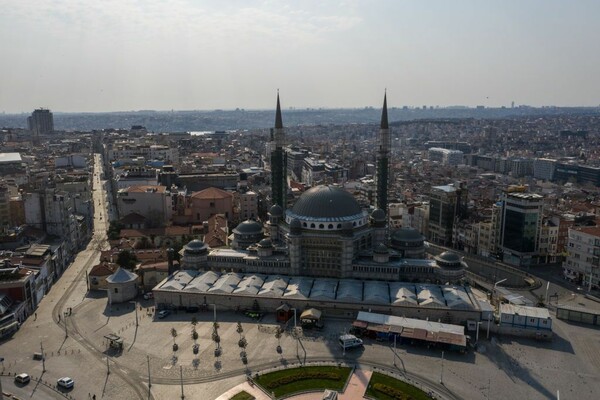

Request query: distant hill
[{"left": 1, "top": 107, "right": 599, "bottom": 132}]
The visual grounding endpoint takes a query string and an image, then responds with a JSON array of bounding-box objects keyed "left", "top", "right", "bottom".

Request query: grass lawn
[
  {"left": 365, "top": 372, "right": 431, "bottom": 400},
  {"left": 255, "top": 366, "right": 352, "bottom": 398},
  {"left": 230, "top": 391, "right": 255, "bottom": 400}
]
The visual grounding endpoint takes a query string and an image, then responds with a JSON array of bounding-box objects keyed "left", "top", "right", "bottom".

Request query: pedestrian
[
  {"left": 93, "top": 395, "right": 96, "bottom": 400},
  {"left": 34, "top": 313, "right": 37, "bottom": 320},
  {"left": 58, "top": 314, "right": 61, "bottom": 322}
]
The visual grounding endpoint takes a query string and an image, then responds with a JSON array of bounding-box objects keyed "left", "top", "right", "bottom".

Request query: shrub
[
  {"left": 372, "top": 382, "right": 414, "bottom": 400},
  {"left": 264, "top": 371, "right": 341, "bottom": 389}
]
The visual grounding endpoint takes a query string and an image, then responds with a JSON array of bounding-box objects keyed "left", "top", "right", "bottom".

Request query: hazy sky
[{"left": 1, "top": 0, "right": 599, "bottom": 112}]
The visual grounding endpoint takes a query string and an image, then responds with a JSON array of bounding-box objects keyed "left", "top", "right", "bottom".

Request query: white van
[{"left": 339, "top": 334, "right": 363, "bottom": 350}]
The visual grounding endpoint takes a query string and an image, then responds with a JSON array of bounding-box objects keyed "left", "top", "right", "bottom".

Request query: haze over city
[{"left": 1, "top": 0, "right": 600, "bottom": 113}]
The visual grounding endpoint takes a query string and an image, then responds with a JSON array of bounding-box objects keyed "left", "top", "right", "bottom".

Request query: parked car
[
  {"left": 157, "top": 310, "right": 171, "bottom": 319},
  {"left": 15, "top": 373, "right": 30, "bottom": 384},
  {"left": 143, "top": 292, "right": 154, "bottom": 300},
  {"left": 57, "top": 377, "right": 74, "bottom": 389}
]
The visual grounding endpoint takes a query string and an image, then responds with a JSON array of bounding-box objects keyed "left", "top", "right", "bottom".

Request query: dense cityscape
[{"left": 0, "top": 98, "right": 599, "bottom": 399}]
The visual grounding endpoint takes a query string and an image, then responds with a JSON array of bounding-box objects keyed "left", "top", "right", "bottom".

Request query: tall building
[
  {"left": 428, "top": 148, "right": 464, "bottom": 166},
  {"left": 27, "top": 108, "right": 54, "bottom": 136},
  {"left": 270, "top": 93, "right": 287, "bottom": 209},
  {"left": 563, "top": 226, "right": 600, "bottom": 290},
  {"left": 376, "top": 93, "right": 390, "bottom": 212},
  {"left": 428, "top": 183, "right": 468, "bottom": 246},
  {"left": 533, "top": 158, "right": 556, "bottom": 181},
  {"left": 500, "top": 192, "right": 544, "bottom": 266}
]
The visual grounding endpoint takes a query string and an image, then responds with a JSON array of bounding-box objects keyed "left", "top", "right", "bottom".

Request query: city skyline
[{"left": 1, "top": 0, "right": 600, "bottom": 113}]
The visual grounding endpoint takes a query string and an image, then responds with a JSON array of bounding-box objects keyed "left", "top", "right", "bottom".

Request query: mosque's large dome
[
  {"left": 285, "top": 185, "right": 368, "bottom": 231},
  {"left": 291, "top": 186, "right": 363, "bottom": 219}
]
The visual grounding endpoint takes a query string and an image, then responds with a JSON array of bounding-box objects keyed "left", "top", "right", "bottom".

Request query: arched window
[
  {"left": 310, "top": 223, "right": 315, "bottom": 228},
  {"left": 319, "top": 224, "right": 324, "bottom": 229},
  {"left": 328, "top": 224, "right": 333, "bottom": 229}
]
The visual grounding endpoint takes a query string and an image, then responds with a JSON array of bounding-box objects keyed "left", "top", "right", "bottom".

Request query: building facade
[
  {"left": 27, "top": 108, "right": 54, "bottom": 136},
  {"left": 563, "top": 226, "right": 600, "bottom": 290},
  {"left": 428, "top": 183, "right": 468, "bottom": 246},
  {"left": 500, "top": 192, "right": 544, "bottom": 266}
]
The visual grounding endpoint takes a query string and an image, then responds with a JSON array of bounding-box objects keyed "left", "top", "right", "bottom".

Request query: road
[{"left": 0, "top": 154, "right": 148, "bottom": 400}]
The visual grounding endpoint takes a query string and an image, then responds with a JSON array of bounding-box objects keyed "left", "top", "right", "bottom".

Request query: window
[{"left": 114, "top": 288, "right": 119, "bottom": 293}]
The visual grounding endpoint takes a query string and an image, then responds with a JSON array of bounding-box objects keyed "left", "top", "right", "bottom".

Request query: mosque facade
[{"left": 153, "top": 94, "right": 476, "bottom": 323}]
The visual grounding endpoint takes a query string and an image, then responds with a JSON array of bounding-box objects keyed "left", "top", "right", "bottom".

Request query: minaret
[
  {"left": 376, "top": 92, "right": 390, "bottom": 212},
  {"left": 271, "top": 92, "right": 287, "bottom": 209}
]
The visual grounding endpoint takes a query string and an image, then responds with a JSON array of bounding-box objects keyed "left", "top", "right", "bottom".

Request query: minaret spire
[
  {"left": 376, "top": 90, "right": 390, "bottom": 213},
  {"left": 271, "top": 91, "right": 287, "bottom": 209},
  {"left": 275, "top": 89, "right": 283, "bottom": 129},
  {"left": 380, "top": 90, "right": 389, "bottom": 129}
]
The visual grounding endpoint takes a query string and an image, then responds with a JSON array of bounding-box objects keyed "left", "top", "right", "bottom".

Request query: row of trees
[{"left": 169, "top": 319, "right": 286, "bottom": 364}]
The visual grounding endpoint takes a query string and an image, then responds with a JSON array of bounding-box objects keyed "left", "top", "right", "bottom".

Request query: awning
[
  {"left": 300, "top": 308, "right": 322, "bottom": 320},
  {"left": 352, "top": 320, "right": 368, "bottom": 328},
  {"left": 367, "top": 323, "right": 390, "bottom": 333}
]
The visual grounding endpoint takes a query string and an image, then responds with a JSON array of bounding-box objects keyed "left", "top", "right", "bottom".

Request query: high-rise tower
[
  {"left": 27, "top": 108, "right": 54, "bottom": 136},
  {"left": 376, "top": 92, "right": 390, "bottom": 212},
  {"left": 271, "top": 92, "right": 287, "bottom": 209}
]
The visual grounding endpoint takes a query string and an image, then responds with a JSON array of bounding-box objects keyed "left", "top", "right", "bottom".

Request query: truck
[{"left": 339, "top": 334, "right": 363, "bottom": 350}]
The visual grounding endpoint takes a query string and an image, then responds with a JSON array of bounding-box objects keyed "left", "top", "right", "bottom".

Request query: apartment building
[{"left": 563, "top": 226, "right": 600, "bottom": 290}]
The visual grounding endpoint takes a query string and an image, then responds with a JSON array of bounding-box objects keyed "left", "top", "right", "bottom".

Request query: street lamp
[
  {"left": 290, "top": 308, "right": 299, "bottom": 359},
  {"left": 493, "top": 278, "right": 507, "bottom": 305},
  {"left": 63, "top": 311, "right": 69, "bottom": 338},
  {"left": 392, "top": 335, "right": 397, "bottom": 366},
  {"left": 208, "top": 304, "right": 217, "bottom": 322},
  {"left": 290, "top": 308, "right": 297, "bottom": 328},
  {"left": 440, "top": 350, "right": 444, "bottom": 384}
]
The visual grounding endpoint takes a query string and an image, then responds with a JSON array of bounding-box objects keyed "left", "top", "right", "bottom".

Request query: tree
[
  {"left": 171, "top": 327, "right": 178, "bottom": 351},
  {"left": 117, "top": 250, "right": 138, "bottom": 270},
  {"left": 212, "top": 322, "right": 221, "bottom": 352},
  {"left": 107, "top": 221, "right": 124, "bottom": 240},
  {"left": 190, "top": 316, "right": 199, "bottom": 340}
]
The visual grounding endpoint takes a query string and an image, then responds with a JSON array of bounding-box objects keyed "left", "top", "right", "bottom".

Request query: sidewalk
[
  {"left": 340, "top": 369, "right": 371, "bottom": 400},
  {"left": 216, "top": 381, "right": 272, "bottom": 400}
]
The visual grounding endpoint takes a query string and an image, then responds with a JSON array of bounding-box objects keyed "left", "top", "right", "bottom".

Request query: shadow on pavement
[{"left": 481, "top": 338, "right": 556, "bottom": 399}]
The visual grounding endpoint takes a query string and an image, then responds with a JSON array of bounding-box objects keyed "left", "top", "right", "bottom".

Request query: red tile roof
[
  {"left": 190, "top": 187, "right": 233, "bottom": 200},
  {"left": 90, "top": 262, "right": 117, "bottom": 277}
]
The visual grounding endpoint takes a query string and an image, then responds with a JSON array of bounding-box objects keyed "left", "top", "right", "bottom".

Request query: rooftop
[{"left": 0, "top": 153, "right": 22, "bottom": 164}]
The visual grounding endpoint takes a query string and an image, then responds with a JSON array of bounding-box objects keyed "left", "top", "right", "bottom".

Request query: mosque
[{"left": 153, "top": 94, "right": 482, "bottom": 324}]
